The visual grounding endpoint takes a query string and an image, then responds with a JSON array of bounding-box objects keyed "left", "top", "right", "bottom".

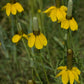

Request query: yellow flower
[
  {"left": 56, "top": 66, "right": 81, "bottom": 84},
  {"left": 43, "top": 6, "right": 67, "bottom": 22},
  {"left": 28, "top": 32, "right": 47, "bottom": 49},
  {"left": 61, "top": 17, "right": 78, "bottom": 31},
  {"left": 3, "top": 2, "right": 24, "bottom": 16},
  {"left": 12, "top": 33, "right": 28, "bottom": 43}
]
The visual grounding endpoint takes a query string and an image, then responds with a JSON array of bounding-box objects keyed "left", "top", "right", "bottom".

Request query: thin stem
[
  {"left": 22, "top": 38, "right": 31, "bottom": 58},
  {"left": 40, "top": 54, "right": 50, "bottom": 84},
  {"left": 55, "top": 0, "right": 61, "bottom": 8},
  {"left": 10, "top": 15, "right": 17, "bottom": 63},
  {"left": 67, "top": 49, "right": 73, "bottom": 70},
  {"left": 31, "top": 49, "right": 43, "bottom": 84}
]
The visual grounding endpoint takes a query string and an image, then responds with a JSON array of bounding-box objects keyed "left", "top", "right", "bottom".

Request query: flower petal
[
  {"left": 72, "top": 67, "right": 81, "bottom": 75},
  {"left": 57, "top": 66, "right": 67, "bottom": 70},
  {"left": 35, "top": 36, "right": 43, "bottom": 49},
  {"left": 28, "top": 33, "right": 35, "bottom": 48},
  {"left": 14, "top": 2, "right": 24, "bottom": 12},
  {"left": 61, "top": 19, "right": 69, "bottom": 30},
  {"left": 11, "top": 4, "right": 17, "bottom": 15},
  {"left": 56, "top": 9, "right": 64, "bottom": 21},
  {"left": 68, "top": 70, "right": 74, "bottom": 84},
  {"left": 5, "top": 3, "right": 11, "bottom": 16},
  {"left": 12, "top": 34, "right": 22, "bottom": 43},
  {"left": 56, "top": 70, "right": 65, "bottom": 78},
  {"left": 22, "top": 34, "right": 28, "bottom": 40},
  {"left": 43, "top": 6, "right": 56, "bottom": 13},
  {"left": 39, "top": 33, "right": 47, "bottom": 46},
  {"left": 60, "top": 5, "right": 67, "bottom": 11},
  {"left": 69, "top": 18, "right": 78, "bottom": 31},
  {"left": 49, "top": 9, "right": 57, "bottom": 22},
  {"left": 62, "top": 70, "right": 68, "bottom": 84},
  {"left": 71, "top": 70, "right": 80, "bottom": 83}
]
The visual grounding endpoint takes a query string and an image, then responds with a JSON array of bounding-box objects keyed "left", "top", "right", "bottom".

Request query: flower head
[
  {"left": 3, "top": 2, "right": 24, "bottom": 16},
  {"left": 43, "top": 6, "right": 67, "bottom": 22},
  {"left": 12, "top": 33, "right": 28, "bottom": 43},
  {"left": 28, "top": 31, "right": 47, "bottom": 49},
  {"left": 61, "top": 17, "right": 78, "bottom": 31},
  {"left": 56, "top": 66, "right": 81, "bottom": 84}
]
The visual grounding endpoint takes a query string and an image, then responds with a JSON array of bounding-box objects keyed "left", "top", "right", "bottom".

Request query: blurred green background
[{"left": 0, "top": 0, "right": 84, "bottom": 84}]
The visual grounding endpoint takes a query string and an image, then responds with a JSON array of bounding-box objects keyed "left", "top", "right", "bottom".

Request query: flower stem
[
  {"left": 40, "top": 54, "right": 50, "bottom": 84},
  {"left": 55, "top": 0, "right": 61, "bottom": 8},
  {"left": 67, "top": 49, "right": 73, "bottom": 70}
]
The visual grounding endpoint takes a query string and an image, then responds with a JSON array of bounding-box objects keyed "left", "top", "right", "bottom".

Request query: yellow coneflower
[
  {"left": 56, "top": 66, "right": 81, "bottom": 84},
  {"left": 28, "top": 31, "right": 47, "bottom": 49},
  {"left": 43, "top": 5, "right": 67, "bottom": 22},
  {"left": 3, "top": 2, "right": 24, "bottom": 16},
  {"left": 61, "top": 17, "right": 78, "bottom": 31},
  {"left": 12, "top": 33, "right": 28, "bottom": 43},
  {"left": 61, "top": 0, "right": 78, "bottom": 31}
]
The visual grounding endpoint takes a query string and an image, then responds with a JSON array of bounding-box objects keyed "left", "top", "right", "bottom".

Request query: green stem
[
  {"left": 22, "top": 38, "right": 31, "bottom": 58},
  {"left": 40, "top": 55, "right": 50, "bottom": 84},
  {"left": 67, "top": 29, "right": 72, "bottom": 49},
  {"left": 67, "top": 49, "right": 73, "bottom": 70},
  {"left": 31, "top": 49, "right": 43, "bottom": 84},
  {"left": 55, "top": 0, "right": 61, "bottom": 8},
  {"left": 10, "top": 15, "right": 17, "bottom": 63}
]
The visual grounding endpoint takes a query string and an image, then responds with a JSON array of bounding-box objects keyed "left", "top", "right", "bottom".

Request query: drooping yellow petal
[
  {"left": 72, "top": 67, "right": 81, "bottom": 75},
  {"left": 22, "top": 34, "right": 28, "bottom": 40},
  {"left": 60, "top": 6, "right": 67, "bottom": 11},
  {"left": 62, "top": 70, "right": 68, "bottom": 84},
  {"left": 56, "top": 9, "right": 64, "bottom": 21},
  {"left": 71, "top": 70, "right": 80, "bottom": 83},
  {"left": 56, "top": 70, "right": 65, "bottom": 78},
  {"left": 68, "top": 70, "right": 74, "bottom": 84},
  {"left": 39, "top": 33, "right": 47, "bottom": 46},
  {"left": 57, "top": 66, "right": 67, "bottom": 70},
  {"left": 12, "top": 34, "right": 22, "bottom": 43},
  {"left": 43, "top": 6, "right": 56, "bottom": 13},
  {"left": 14, "top": 2, "right": 24, "bottom": 12},
  {"left": 69, "top": 18, "right": 78, "bottom": 31},
  {"left": 28, "top": 33, "right": 35, "bottom": 48},
  {"left": 5, "top": 3, "right": 11, "bottom": 16},
  {"left": 49, "top": 9, "right": 57, "bottom": 22},
  {"left": 11, "top": 4, "right": 17, "bottom": 15},
  {"left": 61, "top": 19, "right": 69, "bottom": 29},
  {"left": 35, "top": 36, "right": 43, "bottom": 49}
]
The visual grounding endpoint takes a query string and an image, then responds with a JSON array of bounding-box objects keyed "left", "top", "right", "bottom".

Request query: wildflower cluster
[
  {"left": 3, "top": 2, "right": 24, "bottom": 16},
  {"left": 44, "top": 0, "right": 78, "bottom": 31},
  {"left": 56, "top": 66, "right": 80, "bottom": 84},
  {"left": 1, "top": 0, "right": 81, "bottom": 84}
]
